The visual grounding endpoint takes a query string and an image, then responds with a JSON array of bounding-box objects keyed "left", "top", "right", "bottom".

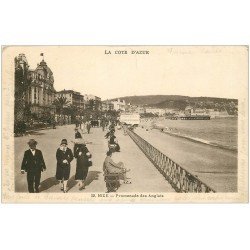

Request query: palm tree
[
  {"left": 53, "top": 97, "right": 70, "bottom": 124},
  {"left": 64, "top": 104, "right": 79, "bottom": 123},
  {"left": 53, "top": 96, "right": 70, "bottom": 114}
]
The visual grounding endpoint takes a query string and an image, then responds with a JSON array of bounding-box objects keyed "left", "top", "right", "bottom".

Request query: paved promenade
[{"left": 15, "top": 125, "right": 174, "bottom": 193}]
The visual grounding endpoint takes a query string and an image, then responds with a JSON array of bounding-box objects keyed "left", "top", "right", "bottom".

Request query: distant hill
[
  {"left": 110, "top": 95, "right": 237, "bottom": 108},
  {"left": 110, "top": 95, "right": 188, "bottom": 106}
]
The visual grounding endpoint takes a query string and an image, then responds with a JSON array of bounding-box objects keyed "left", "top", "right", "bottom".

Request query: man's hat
[
  {"left": 60, "top": 139, "right": 68, "bottom": 145},
  {"left": 28, "top": 139, "right": 37, "bottom": 146}
]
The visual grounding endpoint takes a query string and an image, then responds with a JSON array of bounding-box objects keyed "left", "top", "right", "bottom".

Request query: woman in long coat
[
  {"left": 74, "top": 139, "right": 92, "bottom": 189},
  {"left": 56, "top": 139, "right": 74, "bottom": 193}
]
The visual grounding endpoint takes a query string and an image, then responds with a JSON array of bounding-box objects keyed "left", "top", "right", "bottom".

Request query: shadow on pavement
[
  {"left": 66, "top": 171, "right": 102, "bottom": 191},
  {"left": 67, "top": 175, "right": 78, "bottom": 191},
  {"left": 27, "top": 131, "right": 46, "bottom": 136},
  {"left": 39, "top": 176, "right": 59, "bottom": 192},
  {"left": 85, "top": 171, "right": 102, "bottom": 187},
  {"left": 39, "top": 171, "right": 102, "bottom": 192}
]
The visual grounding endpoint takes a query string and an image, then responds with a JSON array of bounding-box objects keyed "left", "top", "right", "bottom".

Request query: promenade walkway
[{"left": 14, "top": 125, "right": 174, "bottom": 193}]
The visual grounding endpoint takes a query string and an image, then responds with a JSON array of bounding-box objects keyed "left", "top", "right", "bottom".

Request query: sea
[{"left": 151, "top": 117, "right": 238, "bottom": 152}]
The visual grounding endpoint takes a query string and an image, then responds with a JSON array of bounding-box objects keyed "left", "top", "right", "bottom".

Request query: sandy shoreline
[
  {"left": 140, "top": 117, "right": 237, "bottom": 152},
  {"left": 154, "top": 126, "right": 237, "bottom": 152},
  {"left": 136, "top": 119, "right": 237, "bottom": 192}
]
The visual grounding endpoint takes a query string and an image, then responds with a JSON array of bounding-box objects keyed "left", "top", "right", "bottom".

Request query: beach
[{"left": 138, "top": 117, "right": 238, "bottom": 192}]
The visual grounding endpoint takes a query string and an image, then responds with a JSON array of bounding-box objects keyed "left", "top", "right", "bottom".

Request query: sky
[{"left": 9, "top": 46, "right": 248, "bottom": 100}]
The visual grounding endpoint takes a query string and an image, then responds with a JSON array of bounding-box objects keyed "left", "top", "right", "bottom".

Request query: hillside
[
  {"left": 111, "top": 95, "right": 237, "bottom": 106},
  {"left": 110, "top": 95, "right": 189, "bottom": 106},
  {"left": 110, "top": 95, "right": 238, "bottom": 113}
]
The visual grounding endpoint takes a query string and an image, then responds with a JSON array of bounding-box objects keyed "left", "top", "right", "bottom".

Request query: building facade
[
  {"left": 20, "top": 55, "right": 57, "bottom": 118},
  {"left": 102, "top": 100, "right": 114, "bottom": 111},
  {"left": 56, "top": 90, "right": 85, "bottom": 109},
  {"left": 184, "top": 106, "right": 209, "bottom": 116},
  {"left": 136, "top": 106, "right": 146, "bottom": 114},
  {"left": 165, "top": 108, "right": 179, "bottom": 114},
  {"left": 84, "top": 94, "right": 102, "bottom": 111},
  {"left": 184, "top": 106, "right": 193, "bottom": 116},
  {"left": 111, "top": 99, "right": 126, "bottom": 111},
  {"left": 206, "top": 109, "right": 229, "bottom": 118},
  {"left": 145, "top": 108, "right": 166, "bottom": 116}
]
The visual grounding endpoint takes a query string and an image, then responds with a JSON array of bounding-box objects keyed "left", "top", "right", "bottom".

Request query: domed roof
[
  {"left": 35, "top": 59, "right": 54, "bottom": 85},
  {"left": 39, "top": 60, "right": 47, "bottom": 67},
  {"left": 36, "top": 60, "right": 52, "bottom": 73}
]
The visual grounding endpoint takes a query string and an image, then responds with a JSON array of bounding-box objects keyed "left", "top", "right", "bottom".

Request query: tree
[
  {"left": 64, "top": 104, "right": 79, "bottom": 123},
  {"left": 40, "top": 110, "right": 53, "bottom": 123},
  {"left": 53, "top": 96, "right": 70, "bottom": 115},
  {"left": 15, "top": 54, "right": 31, "bottom": 123},
  {"left": 23, "top": 102, "right": 32, "bottom": 121}
]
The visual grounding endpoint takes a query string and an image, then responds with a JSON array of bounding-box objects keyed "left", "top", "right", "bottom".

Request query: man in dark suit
[
  {"left": 21, "top": 139, "right": 46, "bottom": 193},
  {"left": 86, "top": 121, "right": 91, "bottom": 134}
]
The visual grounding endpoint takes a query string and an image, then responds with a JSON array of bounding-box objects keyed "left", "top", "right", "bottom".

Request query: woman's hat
[
  {"left": 28, "top": 139, "right": 37, "bottom": 146},
  {"left": 60, "top": 139, "right": 68, "bottom": 145},
  {"left": 74, "top": 138, "right": 86, "bottom": 145}
]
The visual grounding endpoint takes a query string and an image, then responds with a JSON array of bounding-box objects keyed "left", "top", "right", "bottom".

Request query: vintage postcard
[{"left": 1, "top": 46, "right": 248, "bottom": 203}]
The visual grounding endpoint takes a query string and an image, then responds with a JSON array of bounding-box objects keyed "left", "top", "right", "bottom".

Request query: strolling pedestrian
[
  {"left": 109, "top": 123, "right": 115, "bottom": 132},
  {"left": 108, "top": 131, "right": 120, "bottom": 152},
  {"left": 105, "top": 120, "right": 109, "bottom": 129},
  {"left": 104, "top": 127, "right": 115, "bottom": 139},
  {"left": 52, "top": 120, "right": 56, "bottom": 129},
  {"left": 79, "top": 119, "right": 82, "bottom": 130},
  {"left": 75, "top": 119, "right": 79, "bottom": 129},
  {"left": 21, "top": 139, "right": 46, "bottom": 193},
  {"left": 56, "top": 139, "right": 74, "bottom": 193},
  {"left": 86, "top": 121, "right": 91, "bottom": 134},
  {"left": 81, "top": 121, "right": 86, "bottom": 133},
  {"left": 75, "top": 128, "right": 82, "bottom": 139},
  {"left": 101, "top": 119, "right": 106, "bottom": 131},
  {"left": 74, "top": 138, "right": 92, "bottom": 189}
]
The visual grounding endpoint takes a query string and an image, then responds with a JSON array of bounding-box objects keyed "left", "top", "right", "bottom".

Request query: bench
[{"left": 104, "top": 171, "right": 120, "bottom": 192}]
